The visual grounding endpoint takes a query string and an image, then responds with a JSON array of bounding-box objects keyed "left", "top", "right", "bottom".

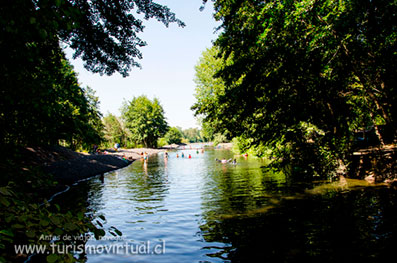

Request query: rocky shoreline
[{"left": 24, "top": 146, "right": 162, "bottom": 185}]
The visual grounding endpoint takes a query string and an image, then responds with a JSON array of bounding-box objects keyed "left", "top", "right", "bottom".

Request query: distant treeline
[{"left": 102, "top": 101, "right": 214, "bottom": 149}]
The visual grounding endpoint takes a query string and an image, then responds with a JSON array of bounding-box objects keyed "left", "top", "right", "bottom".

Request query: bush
[
  {"left": 164, "top": 127, "right": 183, "bottom": 144},
  {"left": 157, "top": 137, "right": 168, "bottom": 147},
  {"left": 212, "top": 133, "right": 227, "bottom": 146}
]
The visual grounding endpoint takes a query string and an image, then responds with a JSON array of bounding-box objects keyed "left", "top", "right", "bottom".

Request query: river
[{"left": 55, "top": 147, "right": 397, "bottom": 262}]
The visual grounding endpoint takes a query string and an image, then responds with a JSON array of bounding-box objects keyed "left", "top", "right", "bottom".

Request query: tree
[
  {"left": 103, "top": 113, "right": 129, "bottom": 147},
  {"left": 192, "top": 46, "right": 231, "bottom": 142},
  {"left": 1, "top": 0, "right": 184, "bottom": 77},
  {"left": 72, "top": 86, "right": 104, "bottom": 150},
  {"left": 195, "top": 0, "right": 396, "bottom": 174},
  {"left": 0, "top": 0, "right": 184, "bottom": 148},
  {"left": 182, "top": 128, "right": 203, "bottom": 143},
  {"left": 165, "top": 127, "right": 183, "bottom": 144},
  {"left": 121, "top": 96, "right": 168, "bottom": 148}
]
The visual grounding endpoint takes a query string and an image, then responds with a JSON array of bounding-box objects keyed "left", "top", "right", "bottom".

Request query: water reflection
[
  {"left": 200, "top": 179, "right": 397, "bottom": 262},
  {"left": 55, "top": 149, "right": 397, "bottom": 262}
]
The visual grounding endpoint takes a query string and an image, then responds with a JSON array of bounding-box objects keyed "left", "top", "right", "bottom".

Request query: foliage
[
  {"left": 1, "top": 0, "right": 183, "bottom": 149},
  {"left": 199, "top": 121, "right": 216, "bottom": 142},
  {"left": 72, "top": 86, "right": 104, "bottom": 151},
  {"left": 0, "top": 156, "right": 115, "bottom": 263},
  {"left": 192, "top": 46, "right": 231, "bottom": 142},
  {"left": 165, "top": 127, "right": 183, "bottom": 144},
  {"left": 157, "top": 137, "right": 168, "bottom": 148},
  {"left": 0, "top": 0, "right": 182, "bottom": 261},
  {"left": 212, "top": 133, "right": 228, "bottom": 147},
  {"left": 121, "top": 96, "right": 168, "bottom": 148},
  {"left": 1, "top": 47, "right": 103, "bottom": 150},
  {"left": 102, "top": 113, "right": 131, "bottom": 148},
  {"left": 1, "top": 0, "right": 184, "bottom": 77},
  {"left": 181, "top": 127, "right": 204, "bottom": 143},
  {"left": 195, "top": 0, "right": 397, "bottom": 176}
]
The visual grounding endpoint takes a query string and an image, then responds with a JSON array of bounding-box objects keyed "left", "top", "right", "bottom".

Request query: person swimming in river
[
  {"left": 216, "top": 158, "right": 232, "bottom": 164},
  {"left": 164, "top": 151, "right": 169, "bottom": 158},
  {"left": 188, "top": 154, "right": 192, "bottom": 159},
  {"left": 181, "top": 152, "right": 185, "bottom": 158}
]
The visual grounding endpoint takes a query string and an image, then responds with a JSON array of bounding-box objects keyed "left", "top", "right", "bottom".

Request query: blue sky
[{"left": 65, "top": 0, "right": 219, "bottom": 129}]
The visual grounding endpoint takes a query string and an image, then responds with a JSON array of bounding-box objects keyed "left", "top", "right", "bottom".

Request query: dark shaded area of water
[{"left": 55, "top": 148, "right": 397, "bottom": 262}]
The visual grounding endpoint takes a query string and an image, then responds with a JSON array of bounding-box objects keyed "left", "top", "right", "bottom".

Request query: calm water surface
[{"left": 58, "top": 148, "right": 397, "bottom": 262}]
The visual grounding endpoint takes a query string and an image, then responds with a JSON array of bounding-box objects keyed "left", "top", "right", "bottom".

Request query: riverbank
[
  {"left": 350, "top": 144, "right": 397, "bottom": 183},
  {"left": 23, "top": 146, "right": 162, "bottom": 185}
]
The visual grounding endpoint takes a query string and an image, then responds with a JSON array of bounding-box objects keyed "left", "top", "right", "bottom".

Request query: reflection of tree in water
[
  {"left": 123, "top": 157, "right": 170, "bottom": 204},
  {"left": 52, "top": 176, "right": 105, "bottom": 216},
  {"left": 200, "top": 182, "right": 397, "bottom": 262},
  {"left": 200, "top": 150, "right": 292, "bottom": 219}
]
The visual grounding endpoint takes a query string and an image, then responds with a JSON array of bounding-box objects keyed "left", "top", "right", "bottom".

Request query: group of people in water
[
  {"left": 141, "top": 148, "right": 239, "bottom": 165},
  {"left": 215, "top": 158, "right": 237, "bottom": 164},
  {"left": 165, "top": 149, "right": 205, "bottom": 159}
]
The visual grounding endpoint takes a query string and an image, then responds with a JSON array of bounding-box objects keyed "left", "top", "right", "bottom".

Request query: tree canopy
[
  {"left": 194, "top": 0, "right": 396, "bottom": 174},
  {"left": 121, "top": 95, "right": 168, "bottom": 148},
  {"left": 165, "top": 127, "right": 183, "bottom": 144},
  {"left": 103, "top": 113, "right": 130, "bottom": 147},
  {"left": 0, "top": 0, "right": 183, "bottom": 148},
  {"left": 1, "top": 0, "right": 185, "bottom": 76}
]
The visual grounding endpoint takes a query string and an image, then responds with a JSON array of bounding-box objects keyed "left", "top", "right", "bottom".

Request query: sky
[{"left": 65, "top": 0, "right": 220, "bottom": 130}]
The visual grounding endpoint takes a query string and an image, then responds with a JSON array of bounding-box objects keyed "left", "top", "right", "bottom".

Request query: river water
[{"left": 57, "top": 148, "right": 397, "bottom": 262}]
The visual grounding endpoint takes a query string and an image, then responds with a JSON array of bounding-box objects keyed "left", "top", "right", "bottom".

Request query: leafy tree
[
  {"left": 182, "top": 128, "right": 203, "bottom": 143},
  {"left": 212, "top": 133, "right": 228, "bottom": 146},
  {"left": 1, "top": 0, "right": 184, "bottom": 148},
  {"left": 1, "top": 0, "right": 185, "bottom": 77},
  {"left": 196, "top": 0, "right": 396, "bottom": 175},
  {"left": 192, "top": 46, "right": 230, "bottom": 142},
  {"left": 0, "top": 1, "right": 182, "bottom": 260},
  {"left": 102, "top": 113, "right": 130, "bottom": 147},
  {"left": 121, "top": 96, "right": 168, "bottom": 148},
  {"left": 165, "top": 127, "right": 183, "bottom": 144}
]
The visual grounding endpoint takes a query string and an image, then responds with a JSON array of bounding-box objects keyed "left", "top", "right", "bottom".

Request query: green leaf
[
  {"left": 0, "top": 187, "right": 12, "bottom": 196},
  {"left": 40, "top": 220, "right": 50, "bottom": 227},
  {"left": 26, "top": 230, "right": 36, "bottom": 238},
  {"left": 11, "top": 224, "right": 24, "bottom": 229},
  {"left": 47, "top": 254, "right": 58, "bottom": 263},
  {"left": 0, "top": 229, "right": 14, "bottom": 237},
  {"left": 77, "top": 212, "right": 84, "bottom": 220},
  {"left": 0, "top": 196, "right": 10, "bottom": 207},
  {"left": 54, "top": 228, "right": 63, "bottom": 236},
  {"left": 5, "top": 215, "right": 14, "bottom": 223},
  {"left": 50, "top": 216, "right": 61, "bottom": 226},
  {"left": 64, "top": 222, "right": 77, "bottom": 231}
]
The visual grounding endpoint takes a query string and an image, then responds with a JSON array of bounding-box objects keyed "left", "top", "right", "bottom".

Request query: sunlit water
[{"left": 57, "top": 148, "right": 397, "bottom": 262}]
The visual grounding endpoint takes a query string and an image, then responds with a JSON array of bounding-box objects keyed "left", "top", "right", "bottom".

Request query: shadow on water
[
  {"left": 199, "top": 174, "right": 397, "bottom": 262},
  {"left": 53, "top": 149, "right": 397, "bottom": 262}
]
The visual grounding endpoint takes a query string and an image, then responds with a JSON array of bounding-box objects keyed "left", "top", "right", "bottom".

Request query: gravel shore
[{"left": 32, "top": 147, "right": 163, "bottom": 184}]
